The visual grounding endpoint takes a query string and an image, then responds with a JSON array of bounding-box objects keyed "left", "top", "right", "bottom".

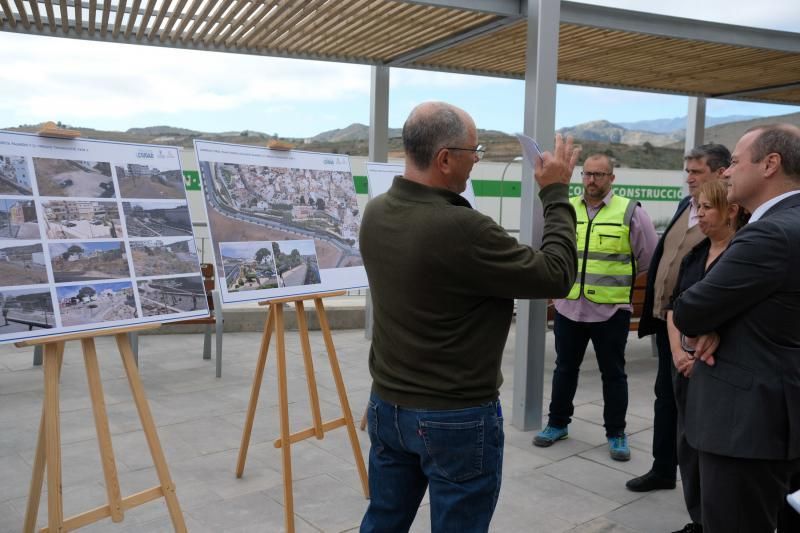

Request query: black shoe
[
  {"left": 625, "top": 469, "right": 676, "bottom": 492},
  {"left": 672, "top": 523, "right": 702, "bottom": 533}
]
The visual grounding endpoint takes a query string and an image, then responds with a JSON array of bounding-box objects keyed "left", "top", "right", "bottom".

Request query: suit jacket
[
  {"left": 638, "top": 195, "right": 693, "bottom": 337},
  {"left": 673, "top": 193, "right": 800, "bottom": 460}
]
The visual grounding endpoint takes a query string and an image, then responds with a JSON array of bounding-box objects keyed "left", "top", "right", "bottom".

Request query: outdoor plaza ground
[{"left": 0, "top": 306, "right": 692, "bottom": 532}]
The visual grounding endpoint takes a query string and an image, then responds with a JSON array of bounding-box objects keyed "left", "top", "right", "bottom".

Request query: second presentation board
[{"left": 195, "top": 140, "right": 367, "bottom": 303}]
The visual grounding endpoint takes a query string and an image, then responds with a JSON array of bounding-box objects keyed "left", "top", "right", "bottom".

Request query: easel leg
[
  {"left": 44, "top": 342, "right": 65, "bottom": 531},
  {"left": 82, "top": 338, "right": 124, "bottom": 522},
  {"left": 275, "top": 305, "right": 295, "bottom": 533},
  {"left": 116, "top": 333, "right": 187, "bottom": 532},
  {"left": 24, "top": 343, "right": 64, "bottom": 533},
  {"left": 295, "top": 301, "right": 323, "bottom": 439},
  {"left": 236, "top": 309, "right": 274, "bottom": 478},
  {"left": 314, "top": 298, "right": 370, "bottom": 498}
]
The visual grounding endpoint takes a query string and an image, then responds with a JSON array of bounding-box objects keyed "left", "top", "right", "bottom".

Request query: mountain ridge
[{"left": 6, "top": 112, "right": 800, "bottom": 169}]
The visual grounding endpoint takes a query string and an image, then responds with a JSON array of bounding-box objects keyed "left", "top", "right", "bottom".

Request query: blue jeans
[
  {"left": 547, "top": 309, "right": 630, "bottom": 437},
  {"left": 360, "top": 393, "right": 504, "bottom": 533}
]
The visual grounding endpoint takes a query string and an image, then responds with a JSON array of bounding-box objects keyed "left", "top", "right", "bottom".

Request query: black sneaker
[{"left": 625, "top": 469, "right": 676, "bottom": 492}]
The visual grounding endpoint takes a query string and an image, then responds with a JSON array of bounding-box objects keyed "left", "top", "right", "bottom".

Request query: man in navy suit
[{"left": 673, "top": 124, "right": 800, "bottom": 532}]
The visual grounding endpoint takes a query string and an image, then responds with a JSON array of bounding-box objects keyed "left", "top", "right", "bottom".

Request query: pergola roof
[{"left": 2, "top": 0, "right": 799, "bottom": 105}]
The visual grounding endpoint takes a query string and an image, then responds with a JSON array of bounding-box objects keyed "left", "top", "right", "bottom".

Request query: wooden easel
[
  {"left": 236, "top": 291, "right": 369, "bottom": 533},
  {"left": 16, "top": 324, "right": 187, "bottom": 532}
]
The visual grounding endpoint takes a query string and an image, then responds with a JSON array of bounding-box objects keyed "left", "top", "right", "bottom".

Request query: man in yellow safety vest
[{"left": 533, "top": 153, "right": 658, "bottom": 461}]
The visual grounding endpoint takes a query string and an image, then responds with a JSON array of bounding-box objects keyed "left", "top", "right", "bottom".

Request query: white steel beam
[
  {"left": 715, "top": 81, "right": 800, "bottom": 100},
  {"left": 685, "top": 97, "right": 706, "bottom": 154},
  {"left": 364, "top": 65, "right": 391, "bottom": 340},
  {"left": 512, "top": 0, "right": 560, "bottom": 432}
]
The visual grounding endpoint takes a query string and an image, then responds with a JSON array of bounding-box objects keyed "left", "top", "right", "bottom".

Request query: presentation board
[
  {"left": 365, "top": 162, "right": 477, "bottom": 205},
  {"left": 194, "top": 140, "right": 367, "bottom": 303},
  {"left": 0, "top": 131, "right": 208, "bottom": 344}
]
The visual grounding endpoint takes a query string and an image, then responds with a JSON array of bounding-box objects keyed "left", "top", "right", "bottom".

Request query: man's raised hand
[{"left": 534, "top": 134, "right": 581, "bottom": 189}]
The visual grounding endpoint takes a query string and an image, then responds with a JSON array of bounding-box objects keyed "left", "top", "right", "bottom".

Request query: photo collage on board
[
  {"left": 195, "top": 140, "right": 367, "bottom": 304},
  {"left": 0, "top": 133, "right": 208, "bottom": 343}
]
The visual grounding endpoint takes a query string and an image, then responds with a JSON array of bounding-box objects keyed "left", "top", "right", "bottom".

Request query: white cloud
[
  {"left": 391, "top": 68, "right": 513, "bottom": 89},
  {"left": 0, "top": 33, "right": 370, "bottom": 124},
  {"left": 575, "top": 0, "right": 800, "bottom": 32}
]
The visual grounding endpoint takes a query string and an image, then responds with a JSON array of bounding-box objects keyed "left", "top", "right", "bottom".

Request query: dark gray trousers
[
  {"left": 672, "top": 369, "right": 701, "bottom": 524},
  {"left": 698, "top": 451, "right": 800, "bottom": 533}
]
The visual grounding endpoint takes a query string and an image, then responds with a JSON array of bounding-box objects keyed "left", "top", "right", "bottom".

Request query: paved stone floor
[{"left": 0, "top": 327, "right": 690, "bottom": 532}]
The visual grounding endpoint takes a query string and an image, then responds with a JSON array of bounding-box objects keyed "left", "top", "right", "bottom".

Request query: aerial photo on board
[
  {"left": 123, "top": 200, "right": 192, "bottom": 237},
  {"left": 199, "top": 161, "right": 362, "bottom": 272},
  {"left": 130, "top": 237, "right": 200, "bottom": 277},
  {"left": 0, "top": 287, "right": 55, "bottom": 334},
  {"left": 116, "top": 162, "right": 187, "bottom": 200},
  {"left": 219, "top": 241, "right": 280, "bottom": 292},
  {"left": 48, "top": 241, "right": 130, "bottom": 282},
  {"left": 0, "top": 198, "right": 40, "bottom": 239},
  {"left": 137, "top": 275, "right": 208, "bottom": 317},
  {"left": 42, "top": 199, "right": 123, "bottom": 239},
  {"left": 57, "top": 281, "right": 137, "bottom": 327},
  {"left": 0, "top": 155, "right": 33, "bottom": 195},
  {"left": 272, "top": 240, "right": 321, "bottom": 288},
  {"left": 33, "top": 157, "right": 114, "bottom": 198},
  {"left": 0, "top": 242, "right": 48, "bottom": 284}
]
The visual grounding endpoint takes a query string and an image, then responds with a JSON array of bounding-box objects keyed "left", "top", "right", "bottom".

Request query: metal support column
[
  {"left": 365, "top": 65, "right": 390, "bottom": 339},
  {"left": 685, "top": 96, "right": 706, "bottom": 152},
  {"left": 512, "top": 0, "right": 561, "bottom": 431}
]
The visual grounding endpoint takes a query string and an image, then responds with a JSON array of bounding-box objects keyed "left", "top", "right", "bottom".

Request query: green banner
[
  {"left": 183, "top": 170, "right": 201, "bottom": 191},
  {"left": 353, "top": 175, "right": 369, "bottom": 195},
  {"left": 568, "top": 183, "right": 682, "bottom": 202}
]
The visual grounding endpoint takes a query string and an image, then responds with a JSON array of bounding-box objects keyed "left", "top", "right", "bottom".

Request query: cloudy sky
[{"left": 1, "top": 0, "right": 798, "bottom": 137}]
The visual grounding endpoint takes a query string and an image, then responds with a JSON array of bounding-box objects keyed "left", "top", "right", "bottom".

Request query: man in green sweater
[{"left": 359, "top": 101, "right": 579, "bottom": 532}]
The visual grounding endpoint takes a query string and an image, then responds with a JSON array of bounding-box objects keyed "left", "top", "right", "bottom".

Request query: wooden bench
[{"left": 134, "top": 262, "right": 224, "bottom": 377}]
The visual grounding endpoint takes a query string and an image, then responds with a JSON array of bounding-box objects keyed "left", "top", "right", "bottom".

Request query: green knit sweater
[{"left": 360, "top": 177, "right": 577, "bottom": 409}]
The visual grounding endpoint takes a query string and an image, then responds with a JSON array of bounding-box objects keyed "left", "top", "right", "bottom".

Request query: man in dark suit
[{"left": 673, "top": 124, "right": 800, "bottom": 533}]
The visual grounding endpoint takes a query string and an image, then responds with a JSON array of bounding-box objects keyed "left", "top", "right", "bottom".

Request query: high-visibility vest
[{"left": 566, "top": 194, "right": 637, "bottom": 304}]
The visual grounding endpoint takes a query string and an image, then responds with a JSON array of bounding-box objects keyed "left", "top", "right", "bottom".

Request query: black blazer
[
  {"left": 638, "top": 195, "right": 693, "bottom": 337},
  {"left": 673, "top": 193, "right": 800, "bottom": 460}
]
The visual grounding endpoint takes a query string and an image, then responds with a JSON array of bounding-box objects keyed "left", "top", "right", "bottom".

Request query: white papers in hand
[{"left": 515, "top": 133, "right": 543, "bottom": 166}]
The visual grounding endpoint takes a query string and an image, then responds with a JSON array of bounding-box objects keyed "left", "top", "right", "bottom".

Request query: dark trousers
[
  {"left": 673, "top": 368, "right": 701, "bottom": 524},
  {"left": 698, "top": 451, "right": 800, "bottom": 533},
  {"left": 547, "top": 309, "right": 630, "bottom": 437},
  {"left": 651, "top": 320, "right": 678, "bottom": 478}
]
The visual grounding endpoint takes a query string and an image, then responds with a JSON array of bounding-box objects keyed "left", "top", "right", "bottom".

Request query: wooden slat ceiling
[
  {"left": 1, "top": 0, "right": 798, "bottom": 105},
  {"left": 415, "top": 21, "right": 800, "bottom": 105}
]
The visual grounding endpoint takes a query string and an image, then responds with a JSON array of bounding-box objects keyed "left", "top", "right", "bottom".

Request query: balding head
[
  {"left": 402, "top": 102, "right": 474, "bottom": 171},
  {"left": 746, "top": 124, "right": 800, "bottom": 182}
]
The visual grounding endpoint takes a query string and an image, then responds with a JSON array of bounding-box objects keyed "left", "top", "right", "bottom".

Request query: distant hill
[
  {"left": 125, "top": 125, "right": 203, "bottom": 136},
  {"left": 7, "top": 111, "right": 798, "bottom": 170},
  {"left": 697, "top": 111, "right": 800, "bottom": 150},
  {"left": 557, "top": 120, "right": 682, "bottom": 146},
  {"left": 617, "top": 115, "right": 757, "bottom": 134},
  {"left": 310, "top": 123, "right": 401, "bottom": 142}
]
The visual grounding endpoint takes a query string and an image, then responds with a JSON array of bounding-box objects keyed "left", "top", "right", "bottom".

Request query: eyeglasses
[
  {"left": 443, "top": 144, "right": 486, "bottom": 161},
  {"left": 581, "top": 171, "right": 611, "bottom": 180}
]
